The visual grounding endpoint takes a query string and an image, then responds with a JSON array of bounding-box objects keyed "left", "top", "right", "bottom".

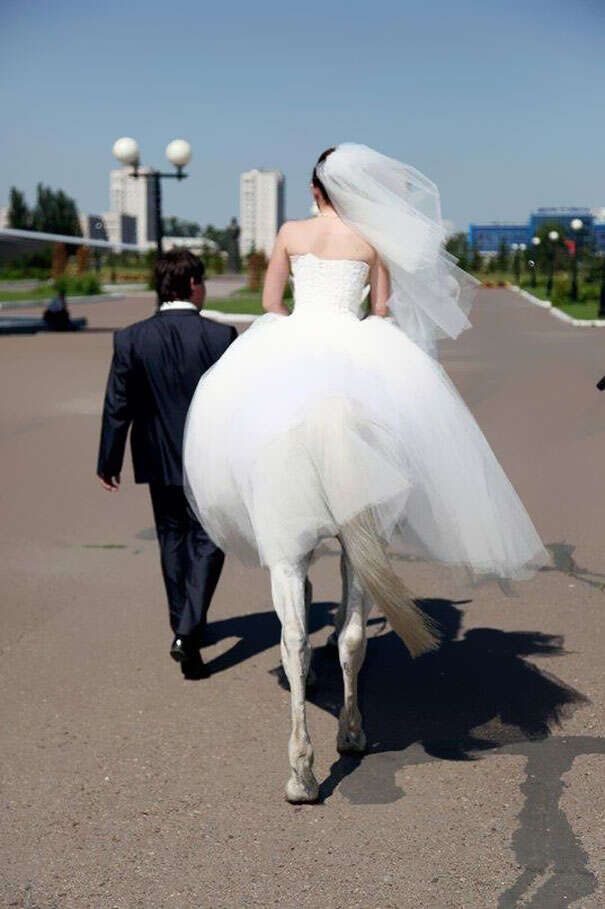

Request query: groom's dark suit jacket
[{"left": 97, "top": 308, "right": 238, "bottom": 485}]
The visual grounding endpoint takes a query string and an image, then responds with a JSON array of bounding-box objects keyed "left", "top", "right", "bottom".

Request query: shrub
[
  {"left": 52, "top": 273, "right": 101, "bottom": 296},
  {"left": 551, "top": 275, "right": 569, "bottom": 304},
  {"left": 79, "top": 273, "right": 101, "bottom": 295}
]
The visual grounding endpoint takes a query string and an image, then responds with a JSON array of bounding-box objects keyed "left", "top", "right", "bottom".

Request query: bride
[{"left": 184, "top": 143, "right": 547, "bottom": 801}]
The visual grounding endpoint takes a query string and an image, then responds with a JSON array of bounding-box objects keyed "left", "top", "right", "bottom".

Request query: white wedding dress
[{"left": 183, "top": 252, "right": 547, "bottom": 580}]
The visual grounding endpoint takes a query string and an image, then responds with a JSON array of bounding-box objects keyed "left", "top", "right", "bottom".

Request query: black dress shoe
[
  {"left": 181, "top": 655, "right": 210, "bottom": 680},
  {"left": 170, "top": 635, "right": 198, "bottom": 663}
]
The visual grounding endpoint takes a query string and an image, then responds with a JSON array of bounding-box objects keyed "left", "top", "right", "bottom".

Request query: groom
[{"left": 97, "top": 249, "right": 238, "bottom": 677}]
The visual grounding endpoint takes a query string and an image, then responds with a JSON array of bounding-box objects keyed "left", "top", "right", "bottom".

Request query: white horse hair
[{"left": 270, "top": 507, "right": 440, "bottom": 804}]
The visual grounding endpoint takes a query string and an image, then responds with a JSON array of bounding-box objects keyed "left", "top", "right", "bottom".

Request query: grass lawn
[
  {"left": 553, "top": 300, "right": 600, "bottom": 320},
  {"left": 0, "top": 286, "right": 58, "bottom": 303},
  {"left": 204, "top": 292, "right": 264, "bottom": 315},
  {"left": 0, "top": 286, "right": 104, "bottom": 303},
  {"left": 204, "top": 286, "right": 290, "bottom": 316},
  {"left": 470, "top": 270, "right": 602, "bottom": 321}
]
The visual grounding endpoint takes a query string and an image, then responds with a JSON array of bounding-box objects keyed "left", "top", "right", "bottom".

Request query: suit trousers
[{"left": 149, "top": 484, "right": 225, "bottom": 639}]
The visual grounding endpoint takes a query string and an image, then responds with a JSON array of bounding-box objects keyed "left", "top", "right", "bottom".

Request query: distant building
[
  {"left": 469, "top": 223, "right": 528, "bottom": 253},
  {"left": 109, "top": 166, "right": 157, "bottom": 248},
  {"left": 79, "top": 213, "right": 108, "bottom": 242},
  {"left": 239, "top": 168, "right": 285, "bottom": 259},
  {"left": 470, "top": 206, "right": 605, "bottom": 254},
  {"left": 0, "top": 206, "right": 8, "bottom": 229},
  {"left": 102, "top": 211, "right": 138, "bottom": 247}
]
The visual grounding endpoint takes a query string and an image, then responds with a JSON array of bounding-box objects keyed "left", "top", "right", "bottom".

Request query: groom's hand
[{"left": 98, "top": 473, "right": 120, "bottom": 491}]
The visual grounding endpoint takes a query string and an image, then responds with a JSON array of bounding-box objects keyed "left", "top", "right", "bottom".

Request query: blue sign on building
[{"left": 469, "top": 207, "right": 604, "bottom": 253}]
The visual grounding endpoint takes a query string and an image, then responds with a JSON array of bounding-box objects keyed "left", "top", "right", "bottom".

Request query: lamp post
[
  {"left": 570, "top": 217, "right": 584, "bottom": 302},
  {"left": 530, "top": 236, "right": 541, "bottom": 288},
  {"left": 546, "top": 230, "right": 559, "bottom": 298},
  {"left": 599, "top": 255, "right": 605, "bottom": 319},
  {"left": 519, "top": 242, "right": 526, "bottom": 286},
  {"left": 112, "top": 137, "right": 192, "bottom": 307},
  {"left": 511, "top": 243, "right": 520, "bottom": 286}
]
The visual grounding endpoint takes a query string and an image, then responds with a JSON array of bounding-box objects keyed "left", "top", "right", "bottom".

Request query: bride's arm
[
  {"left": 370, "top": 256, "right": 390, "bottom": 317},
  {"left": 262, "top": 225, "right": 291, "bottom": 315}
]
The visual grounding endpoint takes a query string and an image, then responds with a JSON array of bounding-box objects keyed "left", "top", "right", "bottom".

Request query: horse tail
[{"left": 340, "top": 508, "right": 440, "bottom": 658}]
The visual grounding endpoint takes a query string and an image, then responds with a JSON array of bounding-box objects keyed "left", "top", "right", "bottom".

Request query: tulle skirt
[{"left": 183, "top": 311, "right": 548, "bottom": 578}]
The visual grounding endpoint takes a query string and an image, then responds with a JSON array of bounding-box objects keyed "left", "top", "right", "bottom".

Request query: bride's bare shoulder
[
  {"left": 279, "top": 219, "right": 314, "bottom": 238},
  {"left": 275, "top": 219, "right": 315, "bottom": 253}
]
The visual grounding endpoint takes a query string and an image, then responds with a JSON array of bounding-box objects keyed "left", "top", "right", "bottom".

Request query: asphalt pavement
[{"left": 1, "top": 289, "right": 604, "bottom": 908}]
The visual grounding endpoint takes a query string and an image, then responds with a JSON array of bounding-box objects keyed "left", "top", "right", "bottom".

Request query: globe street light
[
  {"left": 113, "top": 136, "right": 192, "bottom": 307},
  {"left": 546, "top": 230, "right": 559, "bottom": 298},
  {"left": 511, "top": 243, "right": 520, "bottom": 286},
  {"left": 531, "top": 236, "right": 541, "bottom": 287},
  {"left": 519, "top": 242, "right": 526, "bottom": 285},
  {"left": 570, "top": 218, "right": 584, "bottom": 303}
]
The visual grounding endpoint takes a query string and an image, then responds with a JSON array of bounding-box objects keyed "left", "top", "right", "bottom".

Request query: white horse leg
[
  {"left": 270, "top": 557, "right": 319, "bottom": 803},
  {"left": 337, "top": 550, "right": 371, "bottom": 754},
  {"left": 327, "top": 548, "right": 348, "bottom": 648},
  {"left": 304, "top": 574, "right": 318, "bottom": 688}
]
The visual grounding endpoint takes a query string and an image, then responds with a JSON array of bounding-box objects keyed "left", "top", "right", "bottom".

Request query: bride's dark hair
[{"left": 312, "top": 147, "right": 336, "bottom": 204}]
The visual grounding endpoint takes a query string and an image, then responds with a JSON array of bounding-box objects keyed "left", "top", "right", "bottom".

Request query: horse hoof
[
  {"left": 285, "top": 773, "right": 319, "bottom": 804},
  {"left": 337, "top": 728, "right": 367, "bottom": 754}
]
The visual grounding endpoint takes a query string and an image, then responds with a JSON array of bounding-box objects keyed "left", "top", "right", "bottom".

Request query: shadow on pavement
[
  {"left": 303, "top": 598, "right": 597, "bottom": 908},
  {"left": 545, "top": 541, "right": 605, "bottom": 592},
  {"left": 203, "top": 601, "right": 335, "bottom": 676},
  {"left": 202, "top": 596, "right": 599, "bottom": 906}
]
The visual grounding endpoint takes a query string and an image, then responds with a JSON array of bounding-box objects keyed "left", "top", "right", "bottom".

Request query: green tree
[
  {"left": 7, "top": 187, "right": 31, "bottom": 229},
  {"left": 470, "top": 243, "right": 482, "bottom": 272},
  {"left": 445, "top": 232, "right": 469, "bottom": 270},
  {"left": 162, "top": 216, "right": 201, "bottom": 237},
  {"left": 496, "top": 238, "right": 510, "bottom": 271},
  {"left": 32, "top": 184, "right": 82, "bottom": 236}
]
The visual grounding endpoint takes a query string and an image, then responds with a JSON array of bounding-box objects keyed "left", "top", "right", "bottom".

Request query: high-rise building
[
  {"left": 239, "top": 169, "right": 285, "bottom": 259},
  {"left": 109, "top": 166, "right": 157, "bottom": 247},
  {"left": 101, "top": 211, "right": 138, "bottom": 247},
  {"left": 79, "top": 213, "right": 108, "bottom": 242}
]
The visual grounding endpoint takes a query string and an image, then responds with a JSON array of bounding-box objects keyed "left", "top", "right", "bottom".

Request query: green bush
[
  {"left": 53, "top": 273, "right": 101, "bottom": 296},
  {"left": 551, "top": 275, "right": 569, "bottom": 304},
  {"left": 0, "top": 266, "right": 51, "bottom": 280},
  {"left": 79, "top": 273, "right": 101, "bottom": 295}
]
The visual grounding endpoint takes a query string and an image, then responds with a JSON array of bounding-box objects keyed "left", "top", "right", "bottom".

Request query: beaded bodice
[{"left": 290, "top": 253, "right": 370, "bottom": 318}]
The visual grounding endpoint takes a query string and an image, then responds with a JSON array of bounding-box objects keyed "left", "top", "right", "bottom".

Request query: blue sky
[{"left": 1, "top": 0, "right": 603, "bottom": 232}]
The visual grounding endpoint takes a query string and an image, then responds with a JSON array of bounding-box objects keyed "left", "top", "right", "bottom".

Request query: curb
[
  {"left": 508, "top": 285, "right": 605, "bottom": 328},
  {"left": 0, "top": 292, "right": 125, "bottom": 312}
]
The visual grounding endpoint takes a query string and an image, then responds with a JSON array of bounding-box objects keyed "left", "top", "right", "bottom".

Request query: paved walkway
[{"left": 1, "top": 289, "right": 604, "bottom": 907}]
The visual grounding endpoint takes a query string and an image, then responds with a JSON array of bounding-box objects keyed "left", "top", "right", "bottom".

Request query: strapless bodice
[{"left": 290, "top": 253, "right": 370, "bottom": 318}]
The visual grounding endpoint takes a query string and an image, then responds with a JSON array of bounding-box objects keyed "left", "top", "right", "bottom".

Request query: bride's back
[{"left": 284, "top": 215, "right": 376, "bottom": 264}]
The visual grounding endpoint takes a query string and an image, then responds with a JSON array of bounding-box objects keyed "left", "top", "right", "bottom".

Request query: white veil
[{"left": 317, "top": 143, "right": 477, "bottom": 356}]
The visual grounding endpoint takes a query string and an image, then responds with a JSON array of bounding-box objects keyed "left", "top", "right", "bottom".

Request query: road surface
[{"left": 1, "top": 289, "right": 604, "bottom": 907}]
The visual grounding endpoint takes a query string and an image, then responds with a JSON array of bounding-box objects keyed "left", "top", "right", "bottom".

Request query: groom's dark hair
[
  {"left": 156, "top": 249, "right": 205, "bottom": 303},
  {"left": 312, "top": 147, "right": 336, "bottom": 204}
]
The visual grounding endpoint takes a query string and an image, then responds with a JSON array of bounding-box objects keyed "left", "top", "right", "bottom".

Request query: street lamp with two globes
[
  {"left": 510, "top": 242, "right": 527, "bottom": 286},
  {"left": 570, "top": 217, "right": 584, "bottom": 303},
  {"left": 546, "top": 230, "right": 559, "bottom": 298},
  {"left": 112, "top": 137, "right": 192, "bottom": 305},
  {"left": 530, "top": 235, "right": 541, "bottom": 288}
]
